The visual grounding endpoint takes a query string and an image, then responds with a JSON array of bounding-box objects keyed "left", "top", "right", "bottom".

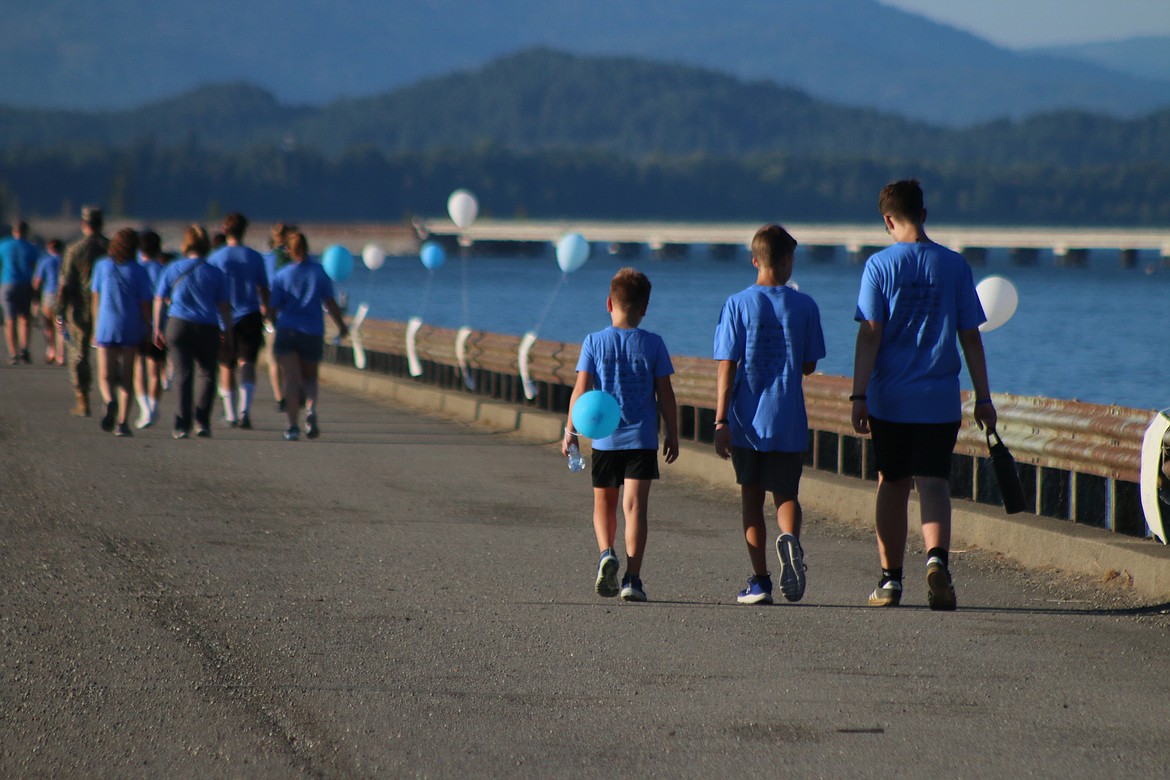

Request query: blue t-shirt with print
[
  {"left": 207, "top": 244, "right": 268, "bottom": 323},
  {"left": 854, "top": 241, "right": 986, "bottom": 423},
  {"left": 714, "top": 284, "right": 826, "bottom": 452},
  {"left": 34, "top": 252, "right": 62, "bottom": 295},
  {"left": 270, "top": 260, "right": 335, "bottom": 336},
  {"left": 91, "top": 258, "right": 153, "bottom": 346},
  {"left": 156, "top": 257, "right": 229, "bottom": 326},
  {"left": 575, "top": 326, "right": 674, "bottom": 451}
]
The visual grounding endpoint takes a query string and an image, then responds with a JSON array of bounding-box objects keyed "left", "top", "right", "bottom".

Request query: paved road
[{"left": 2, "top": 359, "right": 1169, "bottom": 778}]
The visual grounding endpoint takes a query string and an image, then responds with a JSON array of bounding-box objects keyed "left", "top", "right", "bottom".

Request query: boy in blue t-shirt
[
  {"left": 562, "top": 268, "right": 679, "bottom": 602},
  {"left": 713, "top": 225, "right": 826, "bottom": 606}
]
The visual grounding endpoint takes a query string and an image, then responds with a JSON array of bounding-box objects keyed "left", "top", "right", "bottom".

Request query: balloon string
[
  {"left": 460, "top": 251, "right": 470, "bottom": 326},
  {"left": 418, "top": 270, "right": 433, "bottom": 320},
  {"left": 531, "top": 273, "right": 566, "bottom": 335}
]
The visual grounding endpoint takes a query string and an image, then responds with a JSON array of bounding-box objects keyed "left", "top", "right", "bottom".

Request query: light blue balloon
[
  {"left": 322, "top": 244, "right": 354, "bottom": 282},
  {"left": 571, "top": 390, "right": 621, "bottom": 439},
  {"left": 556, "top": 233, "right": 590, "bottom": 273},
  {"left": 420, "top": 241, "right": 447, "bottom": 271}
]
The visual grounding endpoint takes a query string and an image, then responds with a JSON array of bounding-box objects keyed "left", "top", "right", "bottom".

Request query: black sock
[
  {"left": 926, "top": 547, "right": 949, "bottom": 567},
  {"left": 881, "top": 567, "right": 903, "bottom": 586}
]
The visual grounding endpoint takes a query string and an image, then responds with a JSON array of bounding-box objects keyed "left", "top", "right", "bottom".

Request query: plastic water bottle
[{"left": 567, "top": 442, "right": 586, "bottom": 472}]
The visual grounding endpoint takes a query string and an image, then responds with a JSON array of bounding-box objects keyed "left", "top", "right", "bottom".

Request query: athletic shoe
[
  {"left": 135, "top": 408, "right": 153, "bottom": 430},
  {"left": 195, "top": 427, "right": 212, "bottom": 438},
  {"left": 620, "top": 575, "right": 647, "bottom": 602},
  {"left": 926, "top": 557, "right": 957, "bottom": 611},
  {"left": 238, "top": 412, "right": 252, "bottom": 430},
  {"left": 283, "top": 426, "right": 300, "bottom": 441},
  {"left": 776, "top": 533, "right": 807, "bottom": 602},
  {"left": 737, "top": 575, "right": 773, "bottom": 605},
  {"left": 114, "top": 422, "right": 133, "bottom": 437},
  {"left": 868, "top": 579, "right": 903, "bottom": 607},
  {"left": 595, "top": 549, "right": 619, "bottom": 597},
  {"left": 305, "top": 412, "right": 320, "bottom": 439},
  {"left": 172, "top": 429, "right": 189, "bottom": 440},
  {"left": 20, "top": 349, "right": 31, "bottom": 364},
  {"left": 100, "top": 400, "right": 117, "bottom": 432}
]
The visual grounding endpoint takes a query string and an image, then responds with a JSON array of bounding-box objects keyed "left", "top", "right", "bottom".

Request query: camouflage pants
[{"left": 65, "top": 323, "right": 92, "bottom": 394}]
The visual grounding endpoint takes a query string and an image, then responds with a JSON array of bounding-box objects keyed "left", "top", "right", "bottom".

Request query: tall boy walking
[
  {"left": 563, "top": 268, "right": 679, "bottom": 602},
  {"left": 714, "top": 225, "right": 825, "bottom": 605}
]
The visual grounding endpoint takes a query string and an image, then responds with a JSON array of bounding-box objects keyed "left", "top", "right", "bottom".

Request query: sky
[{"left": 880, "top": 0, "right": 1170, "bottom": 48}]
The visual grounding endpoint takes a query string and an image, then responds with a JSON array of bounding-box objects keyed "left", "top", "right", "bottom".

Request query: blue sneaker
[
  {"left": 737, "top": 575, "right": 773, "bottom": 605},
  {"left": 620, "top": 574, "right": 646, "bottom": 602},
  {"left": 595, "top": 549, "right": 619, "bottom": 597},
  {"left": 776, "top": 533, "right": 807, "bottom": 602}
]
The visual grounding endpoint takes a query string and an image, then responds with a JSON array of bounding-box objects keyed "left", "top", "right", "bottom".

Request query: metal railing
[{"left": 326, "top": 319, "right": 1155, "bottom": 539}]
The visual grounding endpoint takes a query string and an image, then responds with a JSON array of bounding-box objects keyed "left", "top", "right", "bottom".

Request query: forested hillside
[{"left": 1, "top": 50, "right": 1168, "bottom": 226}]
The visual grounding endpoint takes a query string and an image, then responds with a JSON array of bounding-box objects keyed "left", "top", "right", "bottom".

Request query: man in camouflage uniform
[{"left": 56, "top": 206, "right": 108, "bottom": 416}]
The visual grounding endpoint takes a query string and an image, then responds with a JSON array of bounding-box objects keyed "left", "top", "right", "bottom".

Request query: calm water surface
[{"left": 339, "top": 245, "right": 1170, "bottom": 411}]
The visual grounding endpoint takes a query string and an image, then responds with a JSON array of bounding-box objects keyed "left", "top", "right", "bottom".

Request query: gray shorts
[
  {"left": 39, "top": 293, "right": 57, "bottom": 325},
  {"left": 273, "top": 328, "right": 324, "bottom": 363},
  {"left": 732, "top": 447, "right": 804, "bottom": 496}
]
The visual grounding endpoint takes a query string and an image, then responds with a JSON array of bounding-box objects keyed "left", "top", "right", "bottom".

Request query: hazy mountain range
[{"left": 2, "top": 0, "right": 1168, "bottom": 126}]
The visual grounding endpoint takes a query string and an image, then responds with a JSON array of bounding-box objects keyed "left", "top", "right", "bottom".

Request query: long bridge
[{"left": 420, "top": 218, "right": 1170, "bottom": 266}]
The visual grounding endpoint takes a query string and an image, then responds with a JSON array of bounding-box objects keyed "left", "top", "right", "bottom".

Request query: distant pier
[{"left": 420, "top": 219, "right": 1170, "bottom": 267}]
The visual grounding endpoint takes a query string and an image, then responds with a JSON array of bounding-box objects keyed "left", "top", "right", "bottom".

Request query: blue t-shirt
[
  {"left": 854, "top": 241, "right": 986, "bottom": 423},
  {"left": 0, "top": 237, "right": 38, "bottom": 285},
  {"left": 91, "top": 258, "right": 153, "bottom": 346},
  {"left": 139, "top": 257, "right": 166, "bottom": 328},
  {"left": 714, "top": 284, "right": 826, "bottom": 452},
  {"left": 575, "top": 326, "right": 674, "bottom": 451},
  {"left": 207, "top": 244, "right": 268, "bottom": 323},
  {"left": 263, "top": 246, "right": 292, "bottom": 286},
  {"left": 34, "top": 252, "right": 62, "bottom": 295},
  {"left": 270, "top": 260, "right": 335, "bottom": 335},
  {"left": 156, "top": 257, "right": 229, "bottom": 327}
]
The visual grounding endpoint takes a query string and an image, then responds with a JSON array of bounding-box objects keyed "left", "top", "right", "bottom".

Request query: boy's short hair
[
  {"left": 879, "top": 179, "right": 925, "bottom": 222},
  {"left": 47, "top": 238, "right": 63, "bottom": 253},
  {"left": 139, "top": 229, "right": 161, "bottom": 258},
  {"left": 751, "top": 224, "right": 797, "bottom": 268},
  {"left": 610, "top": 267, "right": 652, "bottom": 311},
  {"left": 222, "top": 212, "right": 248, "bottom": 240},
  {"left": 287, "top": 231, "right": 309, "bottom": 261}
]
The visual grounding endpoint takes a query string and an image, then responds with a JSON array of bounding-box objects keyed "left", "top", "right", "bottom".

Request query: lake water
[{"left": 338, "top": 244, "right": 1170, "bottom": 411}]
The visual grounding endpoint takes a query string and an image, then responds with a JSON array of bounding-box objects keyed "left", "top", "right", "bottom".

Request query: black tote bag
[{"left": 987, "top": 430, "right": 1027, "bottom": 514}]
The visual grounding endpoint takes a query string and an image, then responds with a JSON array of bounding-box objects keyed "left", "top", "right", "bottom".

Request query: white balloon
[
  {"left": 362, "top": 243, "right": 385, "bottom": 271},
  {"left": 447, "top": 189, "right": 479, "bottom": 229},
  {"left": 976, "top": 275, "right": 1019, "bottom": 332},
  {"left": 556, "top": 232, "right": 590, "bottom": 274}
]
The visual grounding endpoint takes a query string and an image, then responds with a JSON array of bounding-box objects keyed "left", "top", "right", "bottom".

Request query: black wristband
[{"left": 849, "top": 394, "right": 866, "bottom": 402}]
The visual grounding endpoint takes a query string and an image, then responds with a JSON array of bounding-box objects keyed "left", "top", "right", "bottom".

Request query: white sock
[
  {"left": 137, "top": 394, "right": 150, "bottom": 418},
  {"left": 220, "top": 388, "right": 237, "bottom": 421},
  {"left": 240, "top": 382, "right": 255, "bottom": 414}
]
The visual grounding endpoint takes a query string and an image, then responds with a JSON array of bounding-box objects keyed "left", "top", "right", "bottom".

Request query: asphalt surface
[{"left": 3, "top": 356, "right": 1169, "bottom": 778}]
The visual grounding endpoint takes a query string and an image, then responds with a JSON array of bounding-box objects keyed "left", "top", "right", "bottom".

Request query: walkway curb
[{"left": 321, "top": 363, "right": 1170, "bottom": 601}]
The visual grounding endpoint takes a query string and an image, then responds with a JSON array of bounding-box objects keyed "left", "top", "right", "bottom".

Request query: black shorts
[
  {"left": 218, "top": 311, "right": 265, "bottom": 365},
  {"left": 138, "top": 339, "right": 167, "bottom": 360},
  {"left": 1, "top": 283, "right": 32, "bottom": 319},
  {"left": 731, "top": 447, "right": 804, "bottom": 495},
  {"left": 868, "top": 417, "right": 961, "bottom": 481},
  {"left": 273, "top": 328, "right": 324, "bottom": 363},
  {"left": 591, "top": 448, "right": 659, "bottom": 488}
]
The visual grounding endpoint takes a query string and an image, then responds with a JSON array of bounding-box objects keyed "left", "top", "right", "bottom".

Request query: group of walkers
[
  {"left": 1, "top": 208, "right": 348, "bottom": 441},
  {"left": 561, "top": 179, "right": 996, "bottom": 609}
]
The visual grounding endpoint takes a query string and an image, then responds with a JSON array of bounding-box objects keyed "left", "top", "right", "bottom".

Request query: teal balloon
[
  {"left": 556, "top": 232, "right": 590, "bottom": 273},
  {"left": 420, "top": 241, "right": 447, "bottom": 271},
  {"left": 571, "top": 390, "right": 621, "bottom": 439},
  {"left": 322, "top": 245, "right": 354, "bottom": 282}
]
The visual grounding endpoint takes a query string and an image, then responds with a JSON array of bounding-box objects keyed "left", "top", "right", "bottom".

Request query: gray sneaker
[
  {"left": 776, "top": 533, "right": 807, "bottom": 602},
  {"left": 868, "top": 579, "right": 903, "bottom": 607},
  {"left": 926, "top": 557, "right": 957, "bottom": 611},
  {"left": 594, "top": 549, "right": 619, "bottom": 598}
]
